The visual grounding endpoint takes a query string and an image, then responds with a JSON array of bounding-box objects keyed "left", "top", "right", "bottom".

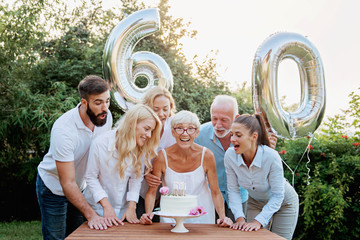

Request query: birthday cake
[
  {"left": 158, "top": 182, "right": 200, "bottom": 216},
  {"left": 160, "top": 195, "right": 198, "bottom": 215}
]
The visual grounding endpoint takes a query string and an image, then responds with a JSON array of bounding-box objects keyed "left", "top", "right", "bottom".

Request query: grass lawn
[{"left": 0, "top": 221, "right": 42, "bottom": 240}]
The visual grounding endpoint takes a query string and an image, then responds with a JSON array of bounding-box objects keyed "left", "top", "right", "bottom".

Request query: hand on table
[
  {"left": 230, "top": 217, "right": 246, "bottom": 230},
  {"left": 217, "top": 217, "right": 233, "bottom": 227},
  {"left": 122, "top": 207, "right": 140, "bottom": 224},
  {"left": 145, "top": 170, "right": 162, "bottom": 187},
  {"left": 87, "top": 214, "right": 110, "bottom": 230},
  {"left": 139, "top": 213, "right": 154, "bottom": 225},
  {"left": 242, "top": 220, "right": 262, "bottom": 231},
  {"left": 103, "top": 205, "right": 124, "bottom": 227}
]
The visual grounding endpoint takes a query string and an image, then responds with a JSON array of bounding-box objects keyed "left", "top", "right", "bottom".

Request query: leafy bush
[
  {"left": 0, "top": 0, "right": 230, "bottom": 220},
  {"left": 276, "top": 88, "right": 360, "bottom": 239}
]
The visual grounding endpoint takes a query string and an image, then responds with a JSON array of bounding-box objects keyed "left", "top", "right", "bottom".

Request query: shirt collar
[
  {"left": 74, "top": 103, "right": 89, "bottom": 131},
  {"left": 252, "top": 145, "right": 264, "bottom": 168},
  {"left": 237, "top": 145, "right": 264, "bottom": 168}
]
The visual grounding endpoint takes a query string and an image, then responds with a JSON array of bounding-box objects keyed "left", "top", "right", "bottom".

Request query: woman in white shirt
[
  {"left": 224, "top": 114, "right": 298, "bottom": 240},
  {"left": 84, "top": 104, "right": 161, "bottom": 226},
  {"left": 137, "top": 87, "right": 177, "bottom": 217}
]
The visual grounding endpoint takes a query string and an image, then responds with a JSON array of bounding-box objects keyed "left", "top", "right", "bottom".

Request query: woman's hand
[
  {"left": 217, "top": 217, "right": 233, "bottom": 227},
  {"left": 121, "top": 202, "right": 140, "bottom": 224},
  {"left": 139, "top": 213, "right": 154, "bottom": 225},
  {"left": 145, "top": 170, "right": 162, "bottom": 187},
  {"left": 103, "top": 205, "right": 124, "bottom": 227},
  {"left": 230, "top": 217, "right": 246, "bottom": 230},
  {"left": 242, "top": 220, "right": 262, "bottom": 231}
]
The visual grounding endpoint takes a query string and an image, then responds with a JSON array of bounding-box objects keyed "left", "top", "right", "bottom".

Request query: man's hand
[
  {"left": 145, "top": 170, "right": 161, "bottom": 188},
  {"left": 87, "top": 215, "right": 110, "bottom": 230}
]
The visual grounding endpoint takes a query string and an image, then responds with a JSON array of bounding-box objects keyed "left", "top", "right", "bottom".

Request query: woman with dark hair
[{"left": 225, "top": 114, "right": 298, "bottom": 240}]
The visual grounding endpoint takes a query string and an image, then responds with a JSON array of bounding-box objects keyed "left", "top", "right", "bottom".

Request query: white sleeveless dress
[{"left": 160, "top": 147, "right": 215, "bottom": 224}]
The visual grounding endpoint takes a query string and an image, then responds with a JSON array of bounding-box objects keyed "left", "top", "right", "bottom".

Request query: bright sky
[
  {"left": 109, "top": 0, "right": 357, "bottom": 120},
  {"left": 7, "top": 0, "right": 359, "bottom": 119},
  {"left": 163, "top": 0, "right": 360, "bottom": 119}
]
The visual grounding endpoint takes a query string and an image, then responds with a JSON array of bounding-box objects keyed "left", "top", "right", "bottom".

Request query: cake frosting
[{"left": 160, "top": 194, "right": 198, "bottom": 215}]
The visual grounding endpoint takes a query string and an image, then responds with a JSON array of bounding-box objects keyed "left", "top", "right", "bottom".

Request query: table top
[{"left": 66, "top": 222, "right": 285, "bottom": 239}]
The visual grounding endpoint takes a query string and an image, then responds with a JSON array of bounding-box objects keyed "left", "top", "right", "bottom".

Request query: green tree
[{"left": 0, "top": 0, "right": 231, "bottom": 220}]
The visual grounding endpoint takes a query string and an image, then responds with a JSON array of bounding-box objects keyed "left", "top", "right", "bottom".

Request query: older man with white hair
[{"left": 195, "top": 95, "right": 247, "bottom": 221}]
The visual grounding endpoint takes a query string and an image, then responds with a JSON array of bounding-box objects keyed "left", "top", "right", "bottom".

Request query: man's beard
[
  {"left": 86, "top": 104, "right": 107, "bottom": 127},
  {"left": 214, "top": 127, "right": 230, "bottom": 139}
]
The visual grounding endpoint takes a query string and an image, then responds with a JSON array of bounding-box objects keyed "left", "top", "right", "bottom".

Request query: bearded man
[{"left": 36, "top": 75, "right": 113, "bottom": 240}]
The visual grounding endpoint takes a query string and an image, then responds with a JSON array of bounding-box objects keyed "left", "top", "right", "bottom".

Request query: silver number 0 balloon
[
  {"left": 252, "top": 32, "right": 326, "bottom": 138},
  {"left": 103, "top": 8, "right": 173, "bottom": 111}
]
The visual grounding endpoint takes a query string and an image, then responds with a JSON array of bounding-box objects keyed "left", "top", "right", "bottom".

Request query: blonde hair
[
  {"left": 171, "top": 110, "right": 201, "bottom": 129},
  {"left": 142, "top": 86, "right": 176, "bottom": 116},
  {"left": 114, "top": 104, "right": 161, "bottom": 179}
]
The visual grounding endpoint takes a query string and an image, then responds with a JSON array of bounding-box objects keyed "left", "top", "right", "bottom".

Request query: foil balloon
[
  {"left": 252, "top": 32, "right": 326, "bottom": 138},
  {"left": 103, "top": 8, "right": 173, "bottom": 111}
]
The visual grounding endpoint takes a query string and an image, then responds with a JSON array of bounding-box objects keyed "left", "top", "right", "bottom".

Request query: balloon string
[
  {"left": 281, "top": 135, "right": 313, "bottom": 187},
  {"left": 291, "top": 136, "right": 313, "bottom": 186},
  {"left": 305, "top": 146, "right": 311, "bottom": 185}
]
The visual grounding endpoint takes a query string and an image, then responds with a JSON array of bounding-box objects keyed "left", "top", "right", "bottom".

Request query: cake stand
[{"left": 154, "top": 211, "right": 204, "bottom": 233}]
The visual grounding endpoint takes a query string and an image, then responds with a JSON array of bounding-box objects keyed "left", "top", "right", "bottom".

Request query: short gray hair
[
  {"left": 210, "top": 95, "right": 238, "bottom": 119},
  {"left": 171, "top": 110, "right": 200, "bottom": 129}
]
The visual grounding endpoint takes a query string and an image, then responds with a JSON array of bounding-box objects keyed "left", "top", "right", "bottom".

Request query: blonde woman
[
  {"left": 140, "top": 111, "right": 233, "bottom": 226},
  {"left": 84, "top": 104, "right": 161, "bottom": 226},
  {"left": 137, "top": 86, "right": 177, "bottom": 217}
]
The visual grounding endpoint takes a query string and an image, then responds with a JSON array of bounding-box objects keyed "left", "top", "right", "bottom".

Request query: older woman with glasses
[{"left": 140, "top": 110, "right": 233, "bottom": 226}]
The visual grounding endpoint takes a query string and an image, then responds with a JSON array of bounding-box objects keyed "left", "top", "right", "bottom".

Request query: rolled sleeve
[
  {"left": 224, "top": 151, "right": 245, "bottom": 220},
  {"left": 126, "top": 165, "right": 144, "bottom": 203}
]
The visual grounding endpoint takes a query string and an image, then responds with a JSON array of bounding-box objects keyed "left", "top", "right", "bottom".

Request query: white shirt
[
  {"left": 224, "top": 145, "right": 285, "bottom": 226},
  {"left": 139, "top": 117, "right": 176, "bottom": 198},
  {"left": 37, "top": 103, "right": 113, "bottom": 196},
  {"left": 157, "top": 117, "right": 176, "bottom": 152},
  {"left": 84, "top": 130, "right": 144, "bottom": 218}
]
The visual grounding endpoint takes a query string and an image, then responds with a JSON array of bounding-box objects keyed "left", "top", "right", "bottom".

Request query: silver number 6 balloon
[
  {"left": 252, "top": 32, "right": 326, "bottom": 138},
  {"left": 103, "top": 8, "right": 173, "bottom": 111}
]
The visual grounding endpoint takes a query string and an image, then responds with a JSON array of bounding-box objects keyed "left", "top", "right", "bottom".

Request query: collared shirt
[
  {"left": 37, "top": 103, "right": 113, "bottom": 196},
  {"left": 195, "top": 122, "right": 248, "bottom": 204},
  {"left": 84, "top": 130, "right": 143, "bottom": 218},
  {"left": 224, "top": 145, "right": 285, "bottom": 226}
]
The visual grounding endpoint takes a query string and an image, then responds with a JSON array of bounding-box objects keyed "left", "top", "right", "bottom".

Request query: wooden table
[{"left": 66, "top": 222, "right": 285, "bottom": 239}]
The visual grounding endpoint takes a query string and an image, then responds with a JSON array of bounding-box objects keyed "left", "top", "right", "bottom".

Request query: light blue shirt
[
  {"left": 224, "top": 145, "right": 285, "bottom": 226},
  {"left": 195, "top": 122, "right": 248, "bottom": 204}
]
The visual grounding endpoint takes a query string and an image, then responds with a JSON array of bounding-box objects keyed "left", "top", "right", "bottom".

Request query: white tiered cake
[
  {"left": 160, "top": 195, "right": 198, "bottom": 215},
  {"left": 159, "top": 181, "right": 198, "bottom": 216}
]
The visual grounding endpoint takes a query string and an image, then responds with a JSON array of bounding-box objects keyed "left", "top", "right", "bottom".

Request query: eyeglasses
[{"left": 173, "top": 127, "right": 197, "bottom": 135}]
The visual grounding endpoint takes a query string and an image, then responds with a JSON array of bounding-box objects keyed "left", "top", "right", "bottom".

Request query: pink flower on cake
[
  {"left": 159, "top": 186, "right": 169, "bottom": 195},
  {"left": 196, "top": 206, "right": 206, "bottom": 215},
  {"left": 189, "top": 208, "right": 198, "bottom": 215},
  {"left": 189, "top": 206, "right": 207, "bottom": 216}
]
